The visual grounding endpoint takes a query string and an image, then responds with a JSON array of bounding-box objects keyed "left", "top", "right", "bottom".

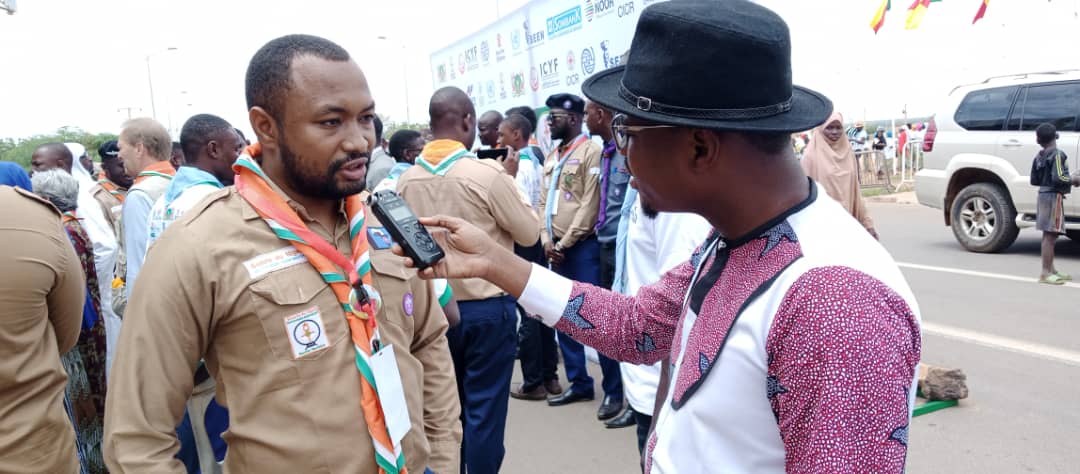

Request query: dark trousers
[
  {"left": 515, "top": 240, "right": 559, "bottom": 390},
  {"left": 556, "top": 236, "right": 623, "bottom": 399},
  {"left": 448, "top": 295, "right": 518, "bottom": 474},
  {"left": 633, "top": 409, "right": 653, "bottom": 456}
]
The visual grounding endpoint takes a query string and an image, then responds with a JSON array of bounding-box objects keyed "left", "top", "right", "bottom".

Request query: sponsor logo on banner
[
  {"left": 511, "top": 29, "right": 522, "bottom": 51},
  {"left": 618, "top": 1, "right": 635, "bottom": 17},
  {"left": 496, "top": 33, "right": 507, "bottom": 62},
  {"left": 449, "top": 57, "right": 456, "bottom": 79},
  {"left": 464, "top": 45, "right": 480, "bottom": 71},
  {"left": 486, "top": 80, "right": 496, "bottom": 100},
  {"left": 437, "top": 64, "right": 447, "bottom": 83},
  {"left": 480, "top": 41, "right": 490, "bottom": 65},
  {"left": 530, "top": 67, "right": 541, "bottom": 91},
  {"left": 564, "top": 50, "right": 580, "bottom": 86},
  {"left": 546, "top": 6, "right": 583, "bottom": 39},
  {"left": 458, "top": 53, "right": 466, "bottom": 75},
  {"left": 524, "top": 20, "right": 545, "bottom": 48},
  {"left": 500, "top": 73, "right": 508, "bottom": 100},
  {"left": 540, "top": 57, "right": 560, "bottom": 89},
  {"left": 581, "top": 47, "right": 596, "bottom": 75},
  {"left": 601, "top": 40, "right": 622, "bottom": 68},
  {"left": 585, "top": 0, "right": 616, "bottom": 21},
  {"left": 512, "top": 72, "right": 526, "bottom": 97}
]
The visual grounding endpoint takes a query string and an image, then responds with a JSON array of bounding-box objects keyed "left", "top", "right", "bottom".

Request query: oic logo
[
  {"left": 530, "top": 67, "right": 540, "bottom": 91},
  {"left": 581, "top": 47, "right": 596, "bottom": 75}
]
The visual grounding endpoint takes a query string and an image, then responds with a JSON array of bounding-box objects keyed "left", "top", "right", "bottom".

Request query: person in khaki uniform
[
  {"left": 396, "top": 86, "right": 538, "bottom": 474},
  {"left": 89, "top": 140, "right": 133, "bottom": 236},
  {"left": 0, "top": 185, "right": 85, "bottom": 474},
  {"left": 103, "top": 34, "right": 461, "bottom": 473},
  {"left": 537, "top": 93, "right": 624, "bottom": 411}
]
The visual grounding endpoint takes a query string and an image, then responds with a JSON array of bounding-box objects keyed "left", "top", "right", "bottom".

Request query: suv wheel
[{"left": 950, "top": 182, "right": 1019, "bottom": 253}]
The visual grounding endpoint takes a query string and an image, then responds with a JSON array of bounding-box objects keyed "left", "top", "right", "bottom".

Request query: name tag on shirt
[
  {"left": 244, "top": 246, "right": 308, "bottom": 279},
  {"left": 369, "top": 344, "right": 412, "bottom": 444},
  {"left": 284, "top": 307, "right": 331, "bottom": 359},
  {"left": 588, "top": 167, "right": 601, "bottom": 176}
]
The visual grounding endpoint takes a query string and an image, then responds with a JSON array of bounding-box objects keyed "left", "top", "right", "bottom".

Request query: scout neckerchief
[
  {"left": 61, "top": 210, "right": 78, "bottom": 224},
  {"left": 416, "top": 139, "right": 472, "bottom": 176},
  {"left": 134, "top": 160, "right": 176, "bottom": 185},
  {"left": 544, "top": 133, "right": 590, "bottom": 241},
  {"left": 595, "top": 139, "right": 618, "bottom": 231},
  {"left": 232, "top": 144, "right": 407, "bottom": 474},
  {"left": 163, "top": 166, "right": 223, "bottom": 209},
  {"left": 97, "top": 171, "right": 126, "bottom": 203}
]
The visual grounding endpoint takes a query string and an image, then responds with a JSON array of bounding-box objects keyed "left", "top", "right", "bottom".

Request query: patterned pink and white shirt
[{"left": 518, "top": 182, "right": 922, "bottom": 473}]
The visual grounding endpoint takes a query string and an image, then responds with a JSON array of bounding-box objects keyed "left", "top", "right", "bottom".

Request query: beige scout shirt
[
  {"left": 90, "top": 182, "right": 124, "bottom": 237},
  {"left": 0, "top": 186, "right": 84, "bottom": 474},
  {"left": 397, "top": 157, "right": 539, "bottom": 301},
  {"left": 538, "top": 138, "right": 603, "bottom": 249},
  {"left": 104, "top": 185, "right": 462, "bottom": 473}
]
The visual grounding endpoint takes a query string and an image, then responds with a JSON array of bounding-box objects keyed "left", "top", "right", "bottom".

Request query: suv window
[
  {"left": 955, "top": 86, "right": 1019, "bottom": 131},
  {"left": 1012, "top": 82, "right": 1080, "bottom": 132}
]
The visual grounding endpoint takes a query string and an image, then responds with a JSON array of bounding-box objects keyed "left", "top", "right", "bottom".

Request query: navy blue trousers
[
  {"left": 448, "top": 295, "right": 517, "bottom": 474},
  {"left": 556, "top": 236, "right": 623, "bottom": 399}
]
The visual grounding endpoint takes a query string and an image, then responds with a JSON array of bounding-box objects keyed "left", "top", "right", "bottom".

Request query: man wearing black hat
[
  {"left": 91, "top": 140, "right": 134, "bottom": 235},
  {"left": 396, "top": 1, "right": 921, "bottom": 472},
  {"left": 538, "top": 93, "right": 624, "bottom": 419}
]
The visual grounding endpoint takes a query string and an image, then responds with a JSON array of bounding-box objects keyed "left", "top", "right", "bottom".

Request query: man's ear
[
  {"left": 249, "top": 107, "right": 279, "bottom": 146},
  {"left": 689, "top": 128, "right": 723, "bottom": 172},
  {"left": 206, "top": 140, "right": 220, "bottom": 161}
]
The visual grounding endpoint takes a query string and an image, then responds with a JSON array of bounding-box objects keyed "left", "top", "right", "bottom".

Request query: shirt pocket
[
  {"left": 560, "top": 161, "right": 583, "bottom": 195},
  {"left": 247, "top": 266, "right": 348, "bottom": 362},
  {"left": 368, "top": 250, "right": 415, "bottom": 337}
]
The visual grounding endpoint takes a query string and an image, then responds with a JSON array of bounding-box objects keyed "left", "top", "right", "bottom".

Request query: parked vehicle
[{"left": 916, "top": 70, "right": 1080, "bottom": 252}]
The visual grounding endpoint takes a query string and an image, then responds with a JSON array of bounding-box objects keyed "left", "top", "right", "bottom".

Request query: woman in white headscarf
[
  {"left": 64, "top": 143, "right": 122, "bottom": 378},
  {"left": 801, "top": 111, "right": 878, "bottom": 239}
]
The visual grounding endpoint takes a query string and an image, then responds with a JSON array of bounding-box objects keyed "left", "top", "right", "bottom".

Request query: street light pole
[{"left": 145, "top": 47, "right": 178, "bottom": 121}]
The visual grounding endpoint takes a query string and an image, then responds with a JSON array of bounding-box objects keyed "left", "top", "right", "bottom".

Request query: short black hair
[
  {"left": 374, "top": 115, "right": 384, "bottom": 143},
  {"left": 388, "top": 129, "right": 422, "bottom": 162},
  {"left": 1036, "top": 123, "right": 1058, "bottom": 146},
  {"left": 181, "top": 114, "right": 234, "bottom": 164},
  {"left": 504, "top": 113, "right": 532, "bottom": 138},
  {"left": 245, "top": 34, "right": 351, "bottom": 124},
  {"left": 234, "top": 128, "right": 248, "bottom": 144},
  {"left": 504, "top": 106, "right": 537, "bottom": 136},
  {"left": 38, "top": 142, "right": 72, "bottom": 162}
]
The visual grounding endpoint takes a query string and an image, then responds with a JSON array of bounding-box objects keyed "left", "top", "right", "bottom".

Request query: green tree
[{"left": 1, "top": 128, "right": 118, "bottom": 170}]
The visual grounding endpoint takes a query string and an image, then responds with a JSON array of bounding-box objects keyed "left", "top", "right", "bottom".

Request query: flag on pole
[
  {"left": 870, "top": 0, "right": 891, "bottom": 33},
  {"left": 905, "top": 0, "right": 933, "bottom": 30},
  {"left": 973, "top": 0, "right": 989, "bottom": 24}
]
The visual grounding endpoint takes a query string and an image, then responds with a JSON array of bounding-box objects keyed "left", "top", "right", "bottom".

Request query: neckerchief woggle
[
  {"left": 544, "top": 133, "right": 591, "bottom": 245},
  {"left": 232, "top": 143, "right": 407, "bottom": 474}
]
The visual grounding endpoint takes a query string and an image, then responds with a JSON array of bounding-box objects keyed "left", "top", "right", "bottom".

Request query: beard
[{"left": 279, "top": 137, "right": 368, "bottom": 200}]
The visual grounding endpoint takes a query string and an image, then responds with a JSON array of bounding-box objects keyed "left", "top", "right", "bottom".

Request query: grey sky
[{"left": 1, "top": 0, "right": 1076, "bottom": 140}]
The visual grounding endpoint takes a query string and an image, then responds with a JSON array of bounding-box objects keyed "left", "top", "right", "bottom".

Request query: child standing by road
[{"left": 1032, "top": 123, "right": 1080, "bottom": 285}]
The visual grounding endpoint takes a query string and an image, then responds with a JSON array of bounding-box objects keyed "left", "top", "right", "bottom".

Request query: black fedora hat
[{"left": 582, "top": 0, "right": 832, "bottom": 133}]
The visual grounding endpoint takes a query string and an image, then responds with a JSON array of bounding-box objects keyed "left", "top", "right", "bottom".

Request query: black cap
[
  {"left": 545, "top": 93, "right": 586, "bottom": 115},
  {"left": 98, "top": 140, "right": 120, "bottom": 160}
]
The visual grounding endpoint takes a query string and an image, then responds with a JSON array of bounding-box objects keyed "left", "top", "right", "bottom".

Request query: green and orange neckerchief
[
  {"left": 97, "top": 171, "right": 127, "bottom": 202},
  {"left": 134, "top": 160, "right": 176, "bottom": 185},
  {"left": 232, "top": 143, "right": 407, "bottom": 474}
]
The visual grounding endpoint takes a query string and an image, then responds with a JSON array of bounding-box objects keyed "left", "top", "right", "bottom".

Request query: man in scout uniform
[
  {"left": 0, "top": 185, "right": 85, "bottom": 474},
  {"left": 538, "top": 93, "right": 623, "bottom": 418},
  {"left": 89, "top": 140, "right": 132, "bottom": 379},
  {"left": 396, "top": 86, "right": 539, "bottom": 474},
  {"left": 104, "top": 34, "right": 461, "bottom": 473}
]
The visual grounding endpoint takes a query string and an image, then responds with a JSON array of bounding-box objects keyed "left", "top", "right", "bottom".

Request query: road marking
[
  {"left": 897, "top": 262, "right": 1080, "bottom": 289},
  {"left": 923, "top": 321, "right": 1080, "bottom": 367}
]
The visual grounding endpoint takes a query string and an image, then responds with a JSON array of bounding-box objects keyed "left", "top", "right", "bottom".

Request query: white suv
[{"left": 916, "top": 70, "right": 1080, "bottom": 252}]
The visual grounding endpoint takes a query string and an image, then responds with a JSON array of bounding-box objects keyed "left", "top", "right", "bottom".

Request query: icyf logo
[
  {"left": 530, "top": 67, "right": 540, "bottom": 92},
  {"left": 539, "top": 57, "right": 560, "bottom": 89},
  {"left": 546, "top": 6, "right": 582, "bottom": 39},
  {"left": 464, "top": 45, "right": 480, "bottom": 71},
  {"left": 581, "top": 47, "right": 596, "bottom": 75},
  {"left": 585, "top": 0, "right": 615, "bottom": 21},
  {"left": 512, "top": 72, "right": 526, "bottom": 97}
]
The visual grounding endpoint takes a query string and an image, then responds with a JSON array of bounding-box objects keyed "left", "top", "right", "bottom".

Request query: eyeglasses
[
  {"left": 610, "top": 113, "right": 679, "bottom": 149},
  {"left": 546, "top": 112, "right": 573, "bottom": 123}
]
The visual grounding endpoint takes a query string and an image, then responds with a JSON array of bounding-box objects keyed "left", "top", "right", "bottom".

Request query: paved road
[{"left": 500, "top": 200, "right": 1080, "bottom": 473}]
